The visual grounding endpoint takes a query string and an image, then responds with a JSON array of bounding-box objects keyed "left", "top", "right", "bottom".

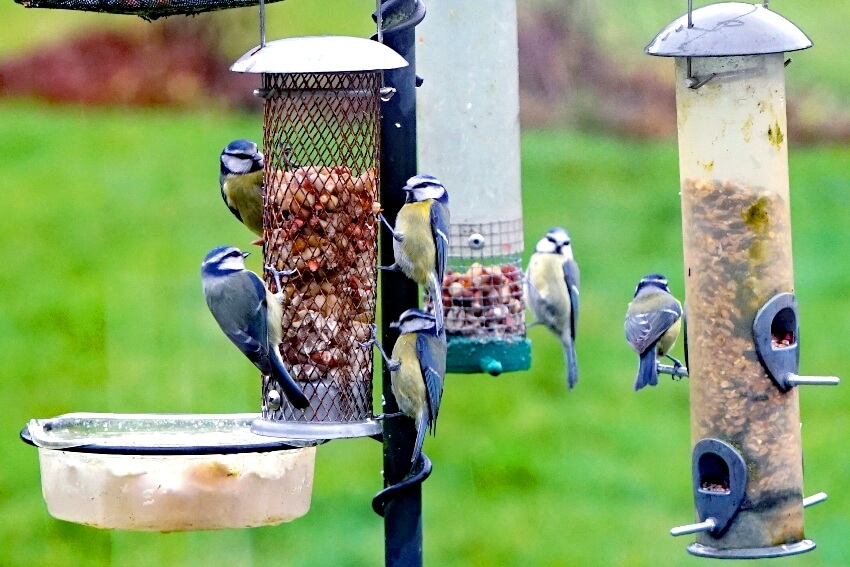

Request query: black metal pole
[{"left": 376, "top": 1, "right": 426, "bottom": 566}]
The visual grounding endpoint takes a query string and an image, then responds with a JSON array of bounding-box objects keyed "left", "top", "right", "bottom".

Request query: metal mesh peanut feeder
[
  {"left": 649, "top": 2, "right": 839, "bottom": 558},
  {"left": 231, "top": 36, "right": 407, "bottom": 439},
  {"left": 417, "top": 0, "right": 531, "bottom": 376}
]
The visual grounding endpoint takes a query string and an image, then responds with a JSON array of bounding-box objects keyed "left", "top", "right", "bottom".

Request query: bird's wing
[
  {"left": 220, "top": 178, "right": 244, "bottom": 223},
  {"left": 430, "top": 202, "right": 450, "bottom": 284},
  {"left": 223, "top": 271, "right": 270, "bottom": 365},
  {"left": 625, "top": 301, "right": 682, "bottom": 355},
  {"left": 563, "top": 258, "right": 580, "bottom": 340},
  {"left": 416, "top": 333, "right": 446, "bottom": 435}
]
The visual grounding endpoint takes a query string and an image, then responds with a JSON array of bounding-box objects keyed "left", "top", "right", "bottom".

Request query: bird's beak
[
  {"left": 389, "top": 320, "right": 400, "bottom": 329},
  {"left": 242, "top": 252, "right": 250, "bottom": 258}
]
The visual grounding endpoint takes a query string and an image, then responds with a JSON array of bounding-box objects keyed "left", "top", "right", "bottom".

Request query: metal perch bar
[
  {"left": 802, "top": 492, "right": 828, "bottom": 508},
  {"left": 785, "top": 374, "right": 840, "bottom": 387},
  {"left": 671, "top": 518, "right": 716, "bottom": 537},
  {"left": 658, "top": 363, "right": 689, "bottom": 378}
]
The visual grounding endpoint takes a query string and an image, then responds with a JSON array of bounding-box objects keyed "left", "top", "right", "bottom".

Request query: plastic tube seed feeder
[
  {"left": 230, "top": 36, "right": 408, "bottom": 440},
  {"left": 647, "top": 2, "right": 839, "bottom": 558},
  {"left": 417, "top": 0, "right": 531, "bottom": 376}
]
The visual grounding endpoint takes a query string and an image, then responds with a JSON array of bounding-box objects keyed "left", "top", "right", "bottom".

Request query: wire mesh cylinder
[
  {"left": 259, "top": 72, "right": 380, "bottom": 433},
  {"left": 425, "top": 220, "right": 531, "bottom": 375}
]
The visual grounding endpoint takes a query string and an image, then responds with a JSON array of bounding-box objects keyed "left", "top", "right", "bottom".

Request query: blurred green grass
[
  {"left": 0, "top": 1, "right": 849, "bottom": 566},
  {"left": 0, "top": 100, "right": 847, "bottom": 567}
]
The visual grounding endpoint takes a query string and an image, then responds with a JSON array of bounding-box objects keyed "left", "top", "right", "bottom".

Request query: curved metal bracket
[{"left": 372, "top": 453, "right": 432, "bottom": 517}]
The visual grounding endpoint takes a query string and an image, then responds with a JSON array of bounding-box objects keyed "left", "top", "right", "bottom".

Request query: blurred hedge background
[{"left": 0, "top": 1, "right": 848, "bottom": 566}]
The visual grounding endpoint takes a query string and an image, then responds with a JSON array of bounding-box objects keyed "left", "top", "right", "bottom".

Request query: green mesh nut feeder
[
  {"left": 648, "top": 1, "right": 840, "bottom": 559},
  {"left": 417, "top": 0, "right": 531, "bottom": 377}
]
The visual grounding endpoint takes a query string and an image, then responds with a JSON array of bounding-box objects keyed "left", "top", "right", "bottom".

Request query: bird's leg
[
  {"left": 378, "top": 262, "right": 403, "bottom": 272},
  {"left": 372, "top": 411, "right": 405, "bottom": 421},
  {"left": 250, "top": 237, "right": 264, "bottom": 247},
  {"left": 657, "top": 354, "right": 688, "bottom": 380},
  {"left": 264, "top": 265, "right": 297, "bottom": 293},
  {"left": 666, "top": 353, "right": 684, "bottom": 368},
  {"left": 376, "top": 213, "right": 404, "bottom": 242},
  {"left": 358, "top": 324, "right": 402, "bottom": 371}
]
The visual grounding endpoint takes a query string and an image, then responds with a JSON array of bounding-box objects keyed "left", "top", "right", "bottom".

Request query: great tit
[
  {"left": 527, "top": 227, "right": 581, "bottom": 390},
  {"left": 378, "top": 175, "right": 450, "bottom": 334},
  {"left": 201, "top": 245, "right": 309, "bottom": 409},
  {"left": 624, "top": 273, "right": 683, "bottom": 391},
  {"left": 220, "top": 139, "right": 264, "bottom": 244},
  {"left": 370, "top": 309, "right": 446, "bottom": 473}
]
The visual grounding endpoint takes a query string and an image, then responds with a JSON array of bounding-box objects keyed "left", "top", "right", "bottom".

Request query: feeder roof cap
[
  {"left": 645, "top": 2, "right": 812, "bottom": 57},
  {"left": 230, "top": 36, "right": 408, "bottom": 74}
]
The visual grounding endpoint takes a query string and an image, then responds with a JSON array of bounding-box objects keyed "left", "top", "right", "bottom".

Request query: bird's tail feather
[
  {"left": 428, "top": 273, "right": 444, "bottom": 334},
  {"left": 411, "top": 415, "right": 428, "bottom": 470},
  {"left": 634, "top": 348, "right": 659, "bottom": 391},
  {"left": 562, "top": 334, "right": 578, "bottom": 391},
  {"left": 271, "top": 349, "right": 310, "bottom": 409}
]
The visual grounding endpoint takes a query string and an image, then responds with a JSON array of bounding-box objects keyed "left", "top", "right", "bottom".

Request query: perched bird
[
  {"left": 526, "top": 227, "right": 581, "bottom": 390},
  {"left": 624, "top": 273, "right": 683, "bottom": 391},
  {"left": 201, "top": 245, "right": 309, "bottom": 409},
  {"left": 220, "top": 139, "right": 264, "bottom": 243},
  {"left": 369, "top": 309, "right": 446, "bottom": 473},
  {"left": 377, "top": 175, "right": 449, "bottom": 334}
]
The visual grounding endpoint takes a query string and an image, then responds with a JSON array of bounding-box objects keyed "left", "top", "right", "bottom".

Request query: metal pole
[{"left": 376, "top": 1, "right": 426, "bottom": 566}]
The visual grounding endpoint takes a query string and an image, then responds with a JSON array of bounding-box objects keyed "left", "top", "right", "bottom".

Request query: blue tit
[
  {"left": 201, "top": 245, "right": 309, "bottom": 409},
  {"left": 377, "top": 175, "right": 449, "bottom": 334},
  {"left": 220, "top": 139, "right": 264, "bottom": 243},
  {"left": 371, "top": 309, "right": 446, "bottom": 473},
  {"left": 625, "top": 273, "right": 683, "bottom": 391},
  {"left": 526, "top": 227, "right": 580, "bottom": 390}
]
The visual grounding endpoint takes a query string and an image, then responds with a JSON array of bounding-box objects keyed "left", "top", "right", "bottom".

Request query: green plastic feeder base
[{"left": 446, "top": 336, "right": 532, "bottom": 376}]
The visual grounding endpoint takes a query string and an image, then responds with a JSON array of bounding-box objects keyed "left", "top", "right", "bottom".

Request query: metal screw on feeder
[
  {"left": 416, "top": 0, "right": 531, "bottom": 376},
  {"left": 230, "top": 36, "right": 408, "bottom": 441},
  {"left": 647, "top": 2, "right": 838, "bottom": 559}
]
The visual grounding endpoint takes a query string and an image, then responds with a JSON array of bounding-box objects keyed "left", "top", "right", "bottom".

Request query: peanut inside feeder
[{"left": 262, "top": 72, "right": 379, "bottom": 425}]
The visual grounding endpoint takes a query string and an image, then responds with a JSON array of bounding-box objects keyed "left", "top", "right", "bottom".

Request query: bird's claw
[
  {"left": 264, "top": 265, "right": 296, "bottom": 291},
  {"left": 357, "top": 324, "right": 379, "bottom": 348}
]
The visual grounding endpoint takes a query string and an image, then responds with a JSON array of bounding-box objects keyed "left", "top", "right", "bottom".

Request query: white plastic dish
[{"left": 25, "top": 413, "right": 318, "bottom": 531}]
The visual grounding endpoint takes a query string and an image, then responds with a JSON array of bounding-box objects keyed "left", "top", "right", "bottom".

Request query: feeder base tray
[
  {"left": 687, "top": 539, "right": 816, "bottom": 559},
  {"left": 446, "top": 336, "right": 531, "bottom": 376},
  {"left": 23, "top": 413, "right": 318, "bottom": 531}
]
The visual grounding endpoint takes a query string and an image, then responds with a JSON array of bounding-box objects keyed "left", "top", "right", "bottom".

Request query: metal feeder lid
[
  {"left": 231, "top": 36, "right": 409, "bottom": 74},
  {"left": 645, "top": 2, "right": 812, "bottom": 57}
]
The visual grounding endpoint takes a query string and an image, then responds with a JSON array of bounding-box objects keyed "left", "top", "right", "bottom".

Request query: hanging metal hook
[
  {"left": 259, "top": 0, "right": 266, "bottom": 48},
  {"left": 685, "top": 57, "right": 717, "bottom": 89},
  {"left": 376, "top": 0, "right": 384, "bottom": 43}
]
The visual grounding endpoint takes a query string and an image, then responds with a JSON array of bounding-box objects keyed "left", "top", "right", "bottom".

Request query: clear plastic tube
[{"left": 676, "top": 54, "right": 804, "bottom": 549}]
